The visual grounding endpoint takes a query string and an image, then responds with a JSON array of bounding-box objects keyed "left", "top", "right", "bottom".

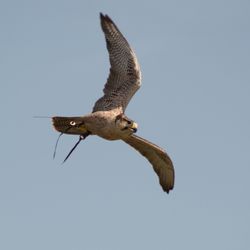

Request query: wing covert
[{"left": 93, "top": 13, "right": 141, "bottom": 113}]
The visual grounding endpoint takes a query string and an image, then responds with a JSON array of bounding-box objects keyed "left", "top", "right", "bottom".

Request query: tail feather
[{"left": 52, "top": 116, "right": 88, "bottom": 135}]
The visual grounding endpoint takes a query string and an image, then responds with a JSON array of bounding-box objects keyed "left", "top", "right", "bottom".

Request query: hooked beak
[{"left": 131, "top": 122, "right": 138, "bottom": 133}]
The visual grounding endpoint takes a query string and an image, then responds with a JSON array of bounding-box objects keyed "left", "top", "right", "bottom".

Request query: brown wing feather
[
  {"left": 123, "top": 134, "right": 175, "bottom": 193},
  {"left": 93, "top": 13, "right": 141, "bottom": 113}
]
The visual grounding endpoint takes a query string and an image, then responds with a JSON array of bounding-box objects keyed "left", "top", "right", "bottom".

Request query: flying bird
[{"left": 52, "top": 13, "right": 175, "bottom": 193}]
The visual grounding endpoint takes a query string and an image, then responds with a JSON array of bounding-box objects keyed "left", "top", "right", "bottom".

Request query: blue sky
[{"left": 1, "top": 0, "right": 250, "bottom": 249}]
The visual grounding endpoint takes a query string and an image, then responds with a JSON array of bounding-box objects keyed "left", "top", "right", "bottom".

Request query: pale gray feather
[{"left": 93, "top": 13, "right": 141, "bottom": 113}]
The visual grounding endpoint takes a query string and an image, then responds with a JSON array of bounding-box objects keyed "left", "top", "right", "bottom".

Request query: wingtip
[
  {"left": 162, "top": 185, "right": 172, "bottom": 194},
  {"left": 160, "top": 171, "right": 175, "bottom": 194},
  {"left": 99, "top": 12, "right": 113, "bottom": 23},
  {"left": 165, "top": 186, "right": 174, "bottom": 194},
  {"left": 100, "top": 12, "right": 107, "bottom": 21}
]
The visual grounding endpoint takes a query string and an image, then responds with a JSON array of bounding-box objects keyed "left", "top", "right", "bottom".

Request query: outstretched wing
[
  {"left": 93, "top": 13, "right": 141, "bottom": 113},
  {"left": 123, "top": 134, "right": 175, "bottom": 193}
]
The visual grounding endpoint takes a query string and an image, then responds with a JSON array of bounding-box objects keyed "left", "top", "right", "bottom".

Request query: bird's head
[{"left": 115, "top": 114, "right": 138, "bottom": 136}]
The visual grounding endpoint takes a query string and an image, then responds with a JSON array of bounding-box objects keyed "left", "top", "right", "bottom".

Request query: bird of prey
[{"left": 52, "top": 13, "right": 175, "bottom": 193}]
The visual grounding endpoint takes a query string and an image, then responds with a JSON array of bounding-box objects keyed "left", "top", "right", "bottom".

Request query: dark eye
[
  {"left": 115, "top": 114, "right": 123, "bottom": 123},
  {"left": 127, "top": 120, "right": 132, "bottom": 125},
  {"left": 70, "top": 121, "right": 76, "bottom": 126}
]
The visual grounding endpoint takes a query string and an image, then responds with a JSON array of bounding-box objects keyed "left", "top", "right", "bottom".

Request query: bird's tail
[{"left": 52, "top": 116, "right": 89, "bottom": 135}]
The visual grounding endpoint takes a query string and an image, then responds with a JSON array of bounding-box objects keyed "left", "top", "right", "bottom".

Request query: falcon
[{"left": 52, "top": 13, "right": 175, "bottom": 193}]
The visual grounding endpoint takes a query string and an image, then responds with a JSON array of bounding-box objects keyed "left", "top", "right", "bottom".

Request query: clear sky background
[{"left": 1, "top": 0, "right": 250, "bottom": 249}]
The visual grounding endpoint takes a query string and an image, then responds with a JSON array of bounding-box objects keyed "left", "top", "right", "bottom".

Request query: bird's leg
[{"left": 62, "top": 131, "right": 90, "bottom": 164}]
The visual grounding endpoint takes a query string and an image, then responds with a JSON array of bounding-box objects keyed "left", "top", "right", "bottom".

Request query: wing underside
[
  {"left": 123, "top": 134, "right": 175, "bottom": 193},
  {"left": 93, "top": 13, "right": 141, "bottom": 113}
]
